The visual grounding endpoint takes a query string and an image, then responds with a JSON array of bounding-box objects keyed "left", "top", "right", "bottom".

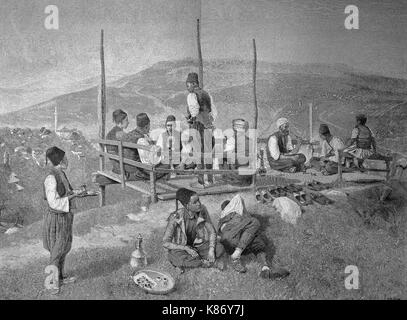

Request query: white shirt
[
  {"left": 44, "top": 175, "right": 70, "bottom": 213},
  {"left": 320, "top": 136, "right": 345, "bottom": 163},
  {"left": 187, "top": 93, "right": 200, "bottom": 118},
  {"left": 137, "top": 137, "right": 161, "bottom": 165},
  {"left": 267, "top": 135, "right": 293, "bottom": 160}
]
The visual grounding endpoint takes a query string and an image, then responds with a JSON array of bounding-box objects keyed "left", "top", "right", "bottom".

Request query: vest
[
  {"left": 266, "top": 131, "right": 288, "bottom": 164},
  {"left": 43, "top": 168, "right": 74, "bottom": 213},
  {"left": 355, "top": 125, "right": 373, "bottom": 150},
  {"left": 194, "top": 87, "right": 213, "bottom": 128}
]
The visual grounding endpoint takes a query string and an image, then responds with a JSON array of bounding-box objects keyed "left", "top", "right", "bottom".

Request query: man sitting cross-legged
[
  {"left": 218, "top": 194, "right": 290, "bottom": 279},
  {"left": 163, "top": 188, "right": 225, "bottom": 273},
  {"left": 310, "top": 124, "right": 345, "bottom": 175},
  {"left": 266, "top": 118, "right": 306, "bottom": 173}
]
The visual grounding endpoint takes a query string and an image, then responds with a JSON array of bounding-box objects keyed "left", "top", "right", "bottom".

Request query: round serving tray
[{"left": 132, "top": 269, "right": 176, "bottom": 295}]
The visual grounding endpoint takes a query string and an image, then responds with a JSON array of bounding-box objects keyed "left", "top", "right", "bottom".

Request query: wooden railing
[{"left": 97, "top": 138, "right": 258, "bottom": 202}]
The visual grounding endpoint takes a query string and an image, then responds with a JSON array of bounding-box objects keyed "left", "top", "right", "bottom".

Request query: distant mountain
[{"left": 0, "top": 58, "right": 406, "bottom": 153}]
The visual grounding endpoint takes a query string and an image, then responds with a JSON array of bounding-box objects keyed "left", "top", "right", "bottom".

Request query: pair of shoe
[
  {"left": 309, "top": 192, "right": 334, "bottom": 205},
  {"left": 190, "top": 181, "right": 214, "bottom": 189},
  {"left": 259, "top": 266, "right": 290, "bottom": 280},
  {"left": 231, "top": 259, "right": 247, "bottom": 273},
  {"left": 255, "top": 188, "right": 274, "bottom": 204}
]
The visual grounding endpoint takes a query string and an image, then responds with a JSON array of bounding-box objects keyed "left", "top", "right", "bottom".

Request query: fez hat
[
  {"left": 176, "top": 188, "right": 196, "bottom": 208},
  {"left": 186, "top": 72, "right": 199, "bottom": 84},
  {"left": 46, "top": 146, "right": 65, "bottom": 166},
  {"left": 319, "top": 124, "right": 330, "bottom": 135},
  {"left": 166, "top": 115, "right": 176, "bottom": 124},
  {"left": 136, "top": 113, "right": 150, "bottom": 128}
]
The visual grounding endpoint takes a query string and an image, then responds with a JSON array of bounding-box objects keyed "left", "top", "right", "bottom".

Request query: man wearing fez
[
  {"left": 185, "top": 72, "right": 217, "bottom": 188},
  {"left": 43, "top": 146, "right": 84, "bottom": 294},
  {"left": 266, "top": 117, "right": 306, "bottom": 172},
  {"left": 106, "top": 109, "right": 129, "bottom": 175},
  {"left": 156, "top": 115, "right": 182, "bottom": 168},
  {"left": 310, "top": 124, "right": 345, "bottom": 175},
  {"left": 163, "top": 188, "right": 225, "bottom": 272},
  {"left": 121, "top": 113, "right": 167, "bottom": 180}
]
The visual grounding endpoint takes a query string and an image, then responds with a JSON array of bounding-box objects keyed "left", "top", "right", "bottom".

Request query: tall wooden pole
[
  {"left": 309, "top": 102, "right": 313, "bottom": 142},
  {"left": 197, "top": 19, "right": 204, "bottom": 88},
  {"left": 253, "top": 39, "right": 258, "bottom": 130},
  {"left": 98, "top": 29, "right": 107, "bottom": 207},
  {"left": 252, "top": 39, "right": 258, "bottom": 187},
  {"left": 54, "top": 103, "right": 58, "bottom": 132}
]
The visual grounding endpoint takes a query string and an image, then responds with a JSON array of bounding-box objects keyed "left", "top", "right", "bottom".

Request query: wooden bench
[
  {"left": 94, "top": 138, "right": 257, "bottom": 206},
  {"left": 337, "top": 150, "right": 394, "bottom": 182}
]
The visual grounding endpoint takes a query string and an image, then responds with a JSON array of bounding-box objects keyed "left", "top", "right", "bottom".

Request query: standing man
[
  {"left": 43, "top": 147, "right": 83, "bottom": 294},
  {"left": 185, "top": 72, "right": 217, "bottom": 188},
  {"left": 266, "top": 118, "right": 306, "bottom": 173}
]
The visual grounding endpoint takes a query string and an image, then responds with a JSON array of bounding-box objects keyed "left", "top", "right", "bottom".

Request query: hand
[
  {"left": 208, "top": 247, "right": 215, "bottom": 263},
  {"left": 186, "top": 246, "right": 199, "bottom": 258}
]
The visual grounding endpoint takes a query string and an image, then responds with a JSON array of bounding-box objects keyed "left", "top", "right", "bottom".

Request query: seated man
[
  {"left": 121, "top": 113, "right": 168, "bottom": 181},
  {"left": 220, "top": 120, "right": 253, "bottom": 186},
  {"left": 179, "top": 129, "right": 197, "bottom": 170},
  {"left": 218, "top": 194, "right": 290, "bottom": 279},
  {"left": 106, "top": 109, "right": 129, "bottom": 175},
  {"left": 266, "top": 118, "right": 306, "bottom": 172},
  {"left": 310, "top": 124, "right": 345, "bottom": 175},
  {"left": 156, "top": 115, "right": 182, "bottom": 168},
  {"left": 163, "top": 188, "right": 225, "bottom": 272},
  {"left": 343, "top": 114, "right": 377, "bottom": 168}
]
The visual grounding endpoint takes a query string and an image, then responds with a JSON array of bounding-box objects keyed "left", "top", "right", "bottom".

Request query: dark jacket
[
  {"left": 163, "top": 205, "right": 216, "bottom": 249},
  {"left": 355, "top": 125, "right": 373, "bottom": 150},
  {"left": 106, "top": 126, "right": 123, "bottom": 174},
  {"left": 187, "top": 87, "right": 213, "bottom": 129}
]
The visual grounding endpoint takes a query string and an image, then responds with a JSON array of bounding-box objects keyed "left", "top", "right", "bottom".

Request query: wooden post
[
  {"left": 309, "top": 102, "right": 313, "bottom": 142},
  {"left": 98, "top": 29, "right": 107, "bottom": 207},
  {"left": 197, "top": 19, "right": 204, "bottom": 88},
  {"left": 252, "top": 39, "right": 258, "bottom": 187},
  {"left": 118, "top": 140, "right": 125, "bottom": 188},
  {"left": 150, "top": 170, "right": 157, "bottom": 203},
  {"left": 338, "top": 149, "right": 343, "bottom": 183},
  {"left": 54, "top": 103, "right": 58, "bottom": 133}
]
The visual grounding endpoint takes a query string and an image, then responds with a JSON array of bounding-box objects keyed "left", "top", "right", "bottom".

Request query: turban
[
  {"left": 136, "top": 113, "right": 150, "bottom": 128},
  {"left": 276, "top": 118, "right": 289, "bottom": 129},
  {"left": 186, "top": 72, "right": 199, "bottom": 84},
  {"left": 46, "top": 146, "right": 65, "bottom": 166},
  {"left": 176, "top": 188, "right": 196, "bottom": 208},
  {"left": 319, "top": 124, "right": 330, "bottom": 135}
]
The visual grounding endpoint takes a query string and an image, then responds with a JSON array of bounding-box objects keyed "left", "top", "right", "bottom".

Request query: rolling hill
[{"left": 0, "top": 58, "right": 406, "bottom": 154}]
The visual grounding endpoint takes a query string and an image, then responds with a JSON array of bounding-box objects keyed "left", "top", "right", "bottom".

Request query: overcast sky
[{"left": 0, "top": 0, "right": 405, "bottom": 89}]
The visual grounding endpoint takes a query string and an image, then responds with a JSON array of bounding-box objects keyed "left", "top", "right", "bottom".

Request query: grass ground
[{"left": 0, "top": 183, "right": 405, "bottom": 300}]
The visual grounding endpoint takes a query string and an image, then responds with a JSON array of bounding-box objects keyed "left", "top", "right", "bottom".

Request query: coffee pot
[{"left": 130, "top": 234, "right": 148, "bottom": 269}]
